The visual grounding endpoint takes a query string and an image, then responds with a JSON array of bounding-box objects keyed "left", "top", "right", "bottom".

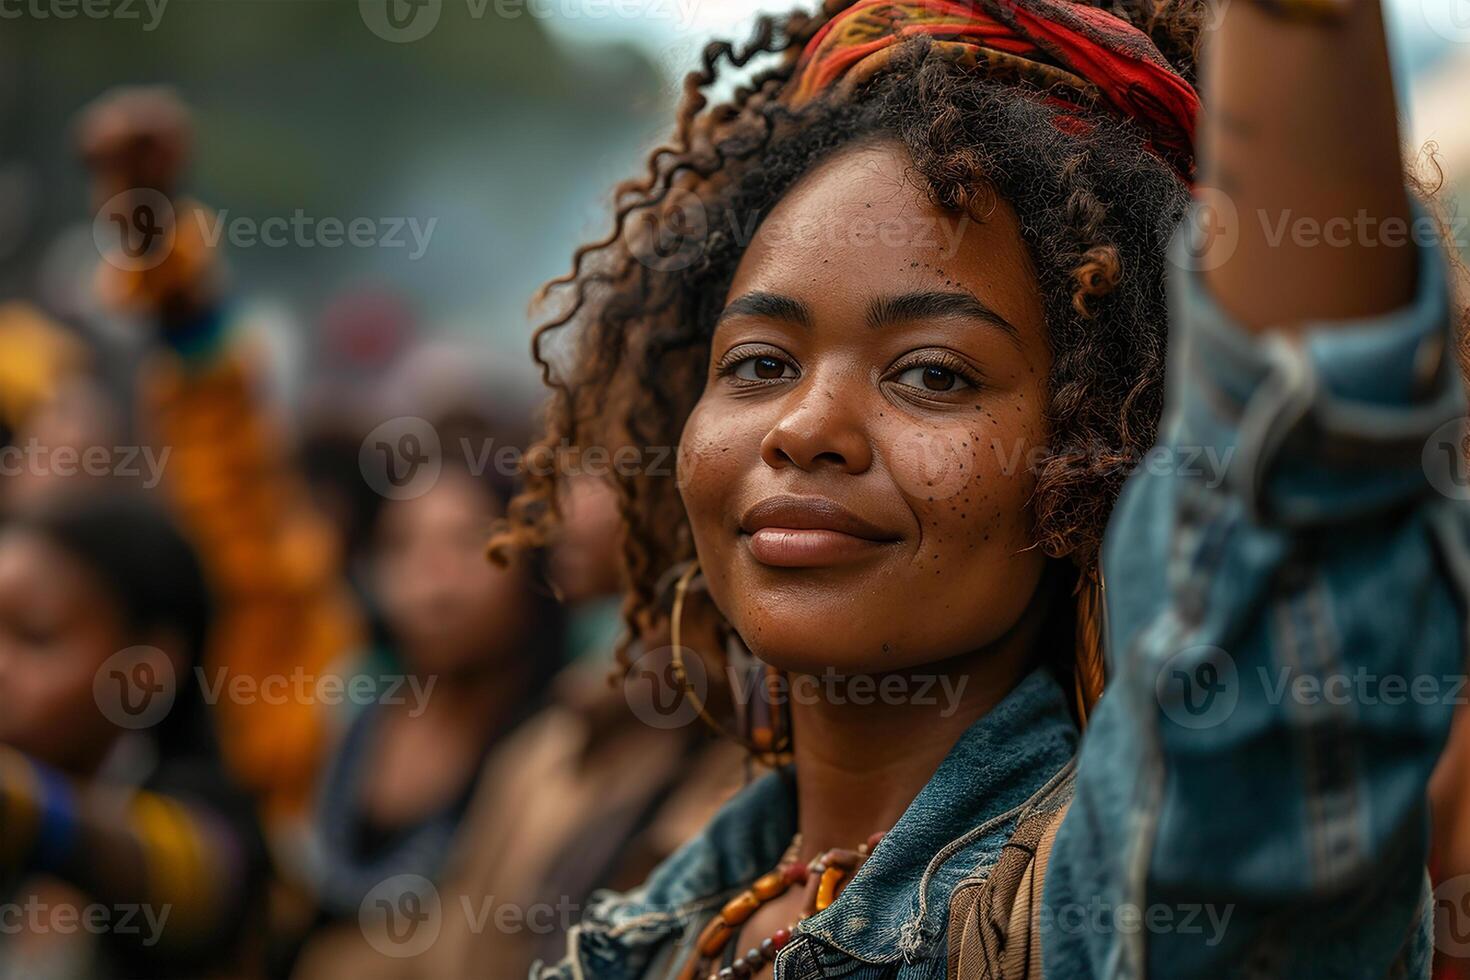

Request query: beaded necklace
[{"left": 679, "top": 830, "right": 886, "bottom": 980}]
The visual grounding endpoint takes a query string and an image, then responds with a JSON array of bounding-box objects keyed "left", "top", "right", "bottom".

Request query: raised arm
[
  {"left": 80, "top": 88, "right": 361, "bottom": 833},
  {"left": 1043, "top": 0, "right": 1470, "bottom": 975},
  {"left": 1200, "top": 0, "right": 1418, "bottom": 330}
]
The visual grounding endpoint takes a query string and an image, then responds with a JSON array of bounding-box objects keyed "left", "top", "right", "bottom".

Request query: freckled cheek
[
  {"left": 675, "top": 398, "right": 762, "bottom": 527},
  {"left": 878, "top": 416, "right": 1040, "bottom": 552}
]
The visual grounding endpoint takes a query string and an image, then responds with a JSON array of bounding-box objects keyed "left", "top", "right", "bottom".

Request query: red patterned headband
[{"left": 786, "top": 0, "right": 1200, "bottom": 184}]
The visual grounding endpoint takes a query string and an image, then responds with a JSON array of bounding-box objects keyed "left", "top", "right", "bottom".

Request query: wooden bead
[
  {"left": 800, "top": 866, "right": 823, "bottom": 912},
  {"left": 815, "top": 866, "right": 844, "bottom": 912},
  {"left": 781, "top": 862, "right": 808, "bottom": 885},
  {"left": 772, "top": 927, "right": 792, "bottom": 950},
  {"left": 720, "top": 891, "right": 761, "bottom": 926},
  {"left": 751, "top": 871, "right": 787, "bottom": 901},
  {"left": 696, "top": 917, "right": 733, "bottom": 957}
]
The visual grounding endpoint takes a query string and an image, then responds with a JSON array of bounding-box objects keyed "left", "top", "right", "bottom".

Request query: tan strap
[{"left": 947, "top": 801, "right": 1069, "bottom": 980}]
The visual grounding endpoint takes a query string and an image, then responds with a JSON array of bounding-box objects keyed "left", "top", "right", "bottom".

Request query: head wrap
[{"left": 786, "top": 0, "right": 1200, "bottom": 183}]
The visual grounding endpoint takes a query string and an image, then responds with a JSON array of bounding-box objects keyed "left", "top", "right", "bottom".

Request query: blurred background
[
  {"left": 2, "top": 0, "right": 1467, "bottom": 384},
  {"left": 1, "top": 1, "right": 1468, "bottom": 978}
]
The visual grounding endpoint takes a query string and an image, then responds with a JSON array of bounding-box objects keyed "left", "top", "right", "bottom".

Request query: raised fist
[{"left": 75, "top": 85, "right": 193, "bottom": 206}]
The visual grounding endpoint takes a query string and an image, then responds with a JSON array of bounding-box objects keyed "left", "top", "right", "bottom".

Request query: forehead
[
  {"left": 0, "top": 527, "right": 104, "bottom": 607},
  {"left": 724, "top": 140, "right": 1047, "bottom": 345}
]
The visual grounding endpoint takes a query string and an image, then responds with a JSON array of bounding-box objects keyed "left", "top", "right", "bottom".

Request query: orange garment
[{"left": 142, "top": 351, "right": 360, "bottom": 828}]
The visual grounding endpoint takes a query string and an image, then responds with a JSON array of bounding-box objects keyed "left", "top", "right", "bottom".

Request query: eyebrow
[
  {"left": 865, "top": 291, "right": 1019, "bottom": 341},
  {"left": 717, "top": 291, "right": 814, "bottom": 329},
  {"left": 717, "top": 288, "right": 1021, "bottom": 344}
]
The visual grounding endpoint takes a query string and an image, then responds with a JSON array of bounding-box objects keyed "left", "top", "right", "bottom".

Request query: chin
[
  {"left": 719, "top": 575, "right": 1026, "bottom": 683},
  {"left": 729, "top": 602, "right": 944, "bottom": 678}
]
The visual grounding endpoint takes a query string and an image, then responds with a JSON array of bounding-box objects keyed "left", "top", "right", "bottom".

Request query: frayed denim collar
[{"left": 574, "top": 667, "right": 1078, "bottom": 969}]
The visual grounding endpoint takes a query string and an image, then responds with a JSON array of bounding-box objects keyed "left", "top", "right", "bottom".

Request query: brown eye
[
  {"left": 732, "top": 354, "right": 796, "bottom": 382},
  {"left": 754, "top": 356, "right": 785, "bottom": 379},
  {"left": 921, "top": 367, "right": 955, "bottom": 391},
  {"left": 894, "top": 363, "right": 971, "bottom": 393}
]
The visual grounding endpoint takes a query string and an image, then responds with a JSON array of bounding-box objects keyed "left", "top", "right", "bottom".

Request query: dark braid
[{"left": 490, "top": 0, "right": 1203, "bottom": 676}]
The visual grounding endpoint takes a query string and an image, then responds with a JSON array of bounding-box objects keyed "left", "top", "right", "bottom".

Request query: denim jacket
[{"left": 534, "top": 218, "right": 1470, "bottom": 979}]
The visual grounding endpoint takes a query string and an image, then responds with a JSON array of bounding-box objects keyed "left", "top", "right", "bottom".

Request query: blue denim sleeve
[{"left": 1043, "top": 208, "right": 1470, "bottom": 978}]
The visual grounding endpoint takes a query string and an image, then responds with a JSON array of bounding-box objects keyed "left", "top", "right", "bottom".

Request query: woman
[
  {"left": 298, "top": 411, "right": 566, "bottom": 929},
  {"left": 492, "top": 0, "right": 1469, "bottom": 975},
  {"left": 0, "top": 496, "right": 267, "bottom": 978}
]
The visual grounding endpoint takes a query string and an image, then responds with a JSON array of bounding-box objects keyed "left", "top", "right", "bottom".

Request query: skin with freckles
[
  {"left": 678, "top": 140, "right": 1053, "bottom": 679},
  {"left": 674, "top": 137, "right": 1060, "bottom": 979}
]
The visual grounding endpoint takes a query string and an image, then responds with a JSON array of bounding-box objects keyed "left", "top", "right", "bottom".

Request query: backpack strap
[{"left": 946, "top": 799, "right": 1069, "bottom": 980}]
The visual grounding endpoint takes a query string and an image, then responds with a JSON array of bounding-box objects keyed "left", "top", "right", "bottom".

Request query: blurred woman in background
[
  {"left": 0, "top": 495, "right": 267, "bottom": 979},
  {"left": 288, "top": 410, "right": 567, "bottom": 975}
]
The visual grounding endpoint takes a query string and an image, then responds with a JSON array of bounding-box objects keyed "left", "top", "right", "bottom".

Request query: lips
[{"left": 739, "top": 495, "right": 900, "bottom": 568}]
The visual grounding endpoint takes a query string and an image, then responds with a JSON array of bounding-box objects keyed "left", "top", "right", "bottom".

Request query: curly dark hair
[{"left": 491, "top": 0, "right": 1205, "bottom": 677}]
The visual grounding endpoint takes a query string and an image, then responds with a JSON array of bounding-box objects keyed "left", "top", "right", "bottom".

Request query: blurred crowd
[
  {"left": 5, "top": 63, "right": 1470, "bottom": 980},
  {"left": 0, "top": 87, "right": 746, "bottom": 979}
]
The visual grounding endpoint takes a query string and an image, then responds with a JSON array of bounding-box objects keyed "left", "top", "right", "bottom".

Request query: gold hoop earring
[
  {"left": 669, "top": 561, "right": 791, "bottom": 765},
  {"left": 669, "top": 561, "right": 722, "bottom": 736}
]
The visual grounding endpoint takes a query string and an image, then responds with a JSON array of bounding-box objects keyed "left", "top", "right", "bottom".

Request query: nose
[{"left": 759, "top": 375, "right": 873, "bottom": 475}]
